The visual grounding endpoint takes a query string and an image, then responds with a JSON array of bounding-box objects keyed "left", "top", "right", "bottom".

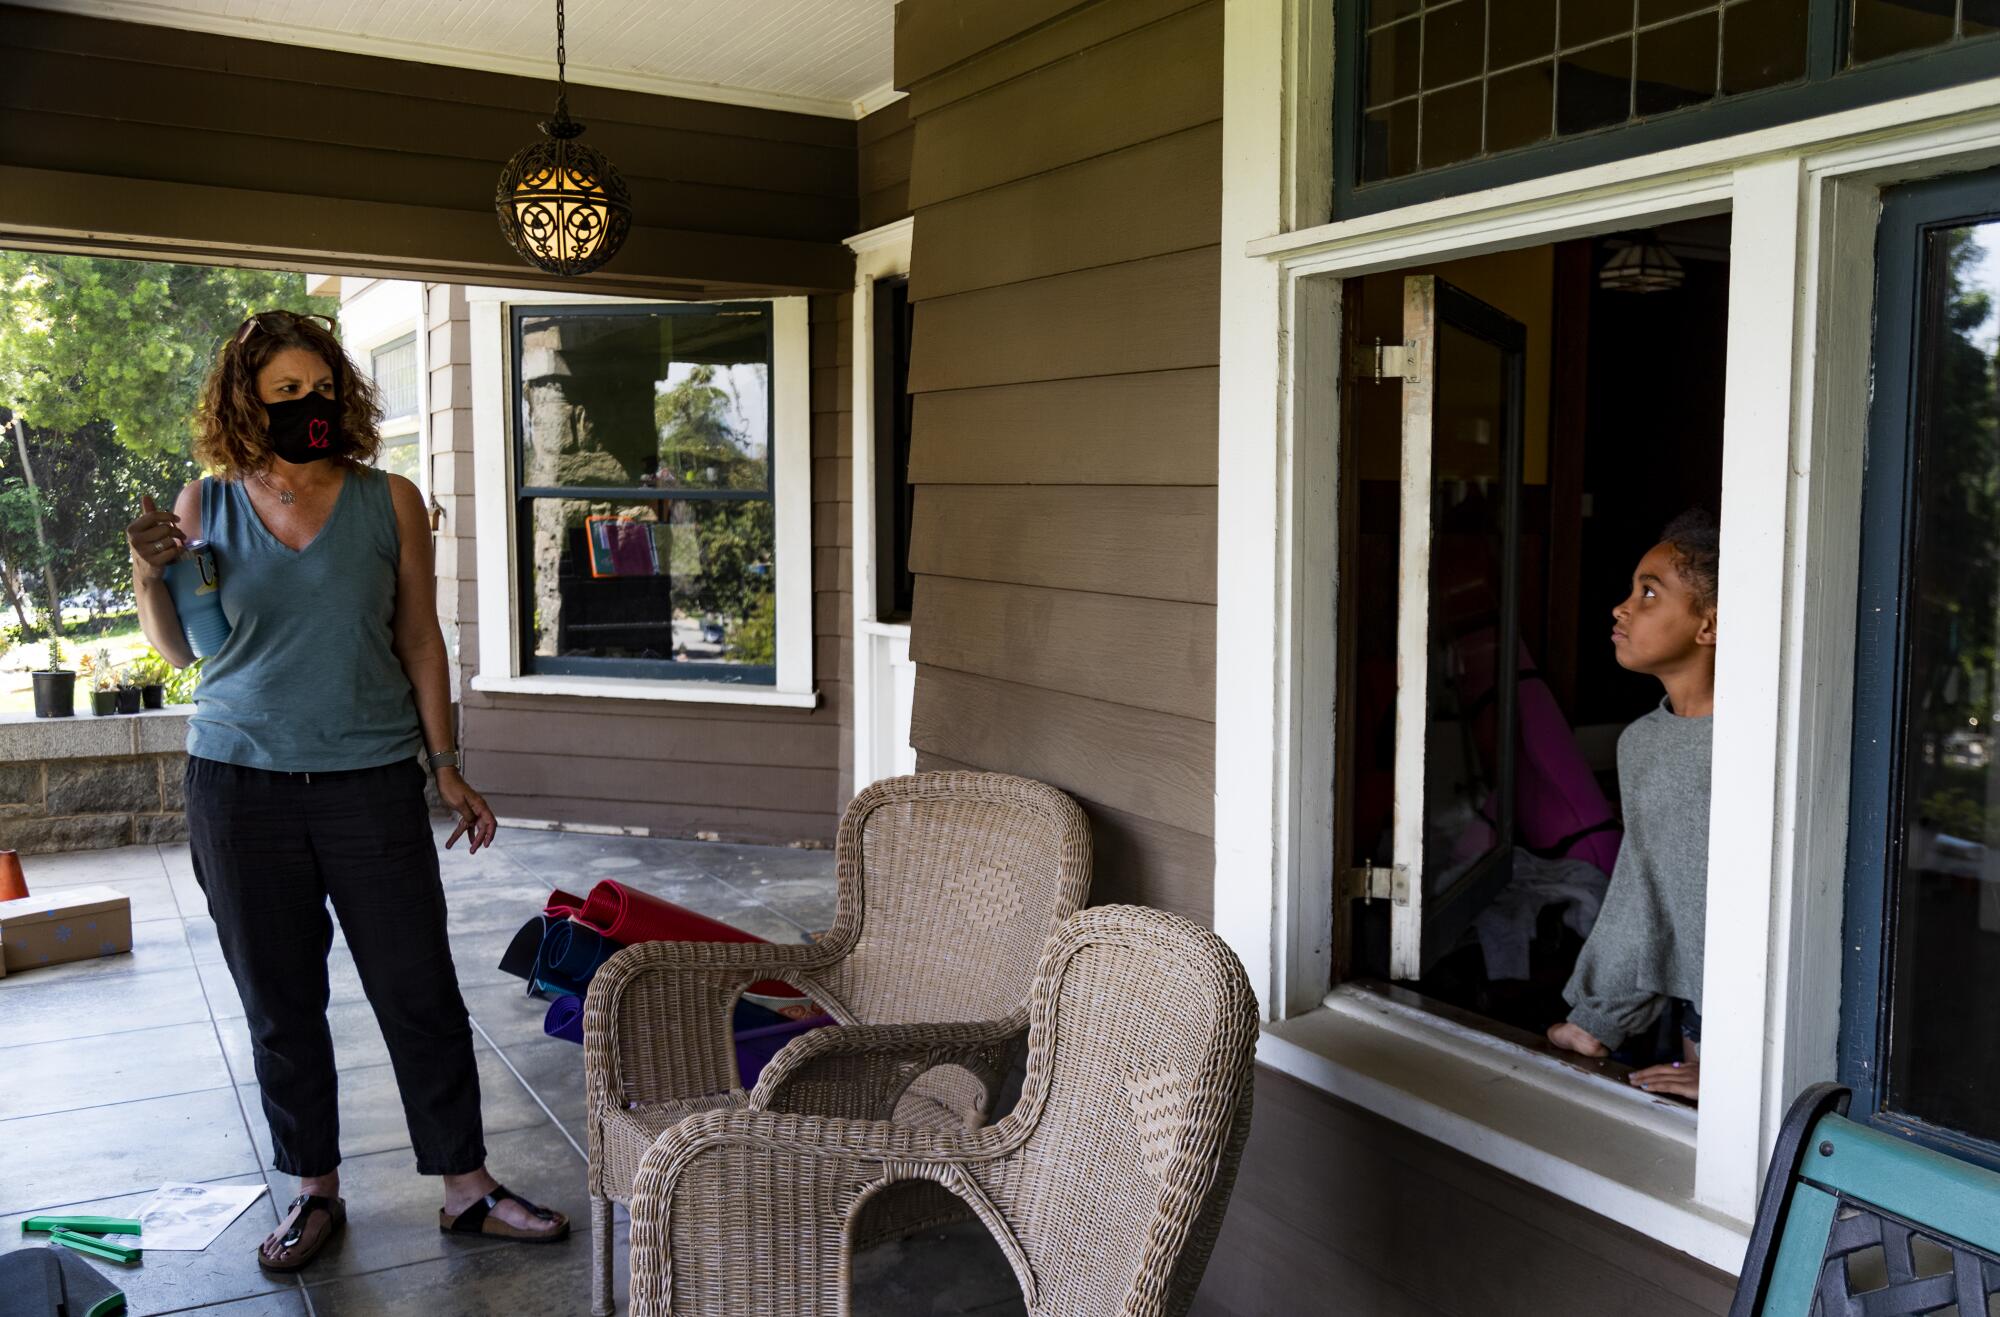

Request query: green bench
[{"left": 1731, "top": 1083, "right": 2000, "bottom": 1315}]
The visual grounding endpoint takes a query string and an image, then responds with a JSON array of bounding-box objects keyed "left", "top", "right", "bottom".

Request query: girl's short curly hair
[
  {"left": 1661, "top": 507, "right": 1721, "bottom": 615},
  {"left": 194, "top": 311, "right": 383, "bottom": 476}
]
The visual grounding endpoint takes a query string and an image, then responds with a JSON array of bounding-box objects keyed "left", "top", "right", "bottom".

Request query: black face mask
[{"left": 264, "top": 388, "right": 347, "bottom": 465}]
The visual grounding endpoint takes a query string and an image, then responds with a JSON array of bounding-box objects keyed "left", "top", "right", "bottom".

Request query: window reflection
[{"left": 1888, "top": 220, "right": 2000, "bottom": 1145}]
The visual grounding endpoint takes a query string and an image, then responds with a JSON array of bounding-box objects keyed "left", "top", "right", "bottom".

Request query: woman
[{"left": 125, "top": 309, "right": 569, "bottom": 1271}]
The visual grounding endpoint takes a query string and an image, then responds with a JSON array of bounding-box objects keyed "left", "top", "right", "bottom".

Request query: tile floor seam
[
  {"left": 467, "top": 1014, "right": 589, "bottom": 1164},
  {"left": 696, "top": 869, "right": 820, "bottom": 938},
  {"left": 1, "top": 1168, "right": 274, "bottom": 1224},
  {"left": 0, "top": 1078, "right": 242, "bottom": 1125}
]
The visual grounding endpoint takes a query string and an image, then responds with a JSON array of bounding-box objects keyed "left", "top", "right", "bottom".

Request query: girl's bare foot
[{"left": 1546, "top": 1021, "right": 1610, "bottom": 1056}]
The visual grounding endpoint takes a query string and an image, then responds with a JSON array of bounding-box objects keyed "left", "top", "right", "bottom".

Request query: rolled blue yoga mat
[
  {"left": 535, "top": 920, "right": 621, "bottom": 997},
  {"left": 544, "top": 994, "right": 585, "bottom": 1044}
]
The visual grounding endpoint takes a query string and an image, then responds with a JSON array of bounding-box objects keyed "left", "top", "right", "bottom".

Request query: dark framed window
[
  {"left": 1336, "top": 0, "right": 2000, "bottom": 217},
  {"left": 1844, "top": 165, "right": 2000, "bottom": 1170},
  {"left": 872, "top": 276, "right": 915, "bottom": 623},
  {"left": 510, "top": 302, "right": 777, "bottom": 684}
]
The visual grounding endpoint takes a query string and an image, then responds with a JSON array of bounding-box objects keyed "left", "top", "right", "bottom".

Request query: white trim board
[
  {"left": 11, "top": 0, "right": 891, "bottom": 120},
  {"left": 845, "top": 217, "right": 915, "bottom": 794},
  {"left": 1259, "top": 995, "right": 1747, "bottom": 1273},
  {"left": 467, "top": 285, "right": 817, "bottom": 708}
]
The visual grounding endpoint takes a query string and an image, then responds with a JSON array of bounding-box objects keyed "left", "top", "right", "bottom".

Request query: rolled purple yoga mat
[{"left": 544, "top": 994, "right": 585, "bottom": 1044}]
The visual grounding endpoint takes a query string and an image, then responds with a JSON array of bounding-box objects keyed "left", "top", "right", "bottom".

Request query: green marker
[
  {"left": 21, "top": 1215, "right": 142, "bottom": 1236},
  {"left": 48, "top": 1229, "right": 142, "bottom": 1265}
]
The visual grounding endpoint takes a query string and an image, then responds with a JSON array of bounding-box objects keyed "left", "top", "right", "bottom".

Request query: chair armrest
[
  {"left": 583, "top": 938, "right": 841, "bottom": 1113},
  {"left": 745, "top": 1014, "right": 1025, "bottom": 1122}
]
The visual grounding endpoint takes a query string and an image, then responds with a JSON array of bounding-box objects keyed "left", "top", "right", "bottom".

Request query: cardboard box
[{"left": 0, "top": 885, "right": 133, "bottom": 975}]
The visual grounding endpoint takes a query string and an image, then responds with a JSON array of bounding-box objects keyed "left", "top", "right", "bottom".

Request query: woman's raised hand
[{"left": 127, "top": 494, "right": 186, "bottom": 579}]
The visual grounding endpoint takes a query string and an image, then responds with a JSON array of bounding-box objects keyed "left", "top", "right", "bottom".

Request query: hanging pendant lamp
[
  {"left": 495, "top": 0, "right": 632, "bottom": 276},
  {"left": 1599, "top": 233, "right": 1685, "bottom": 294}
]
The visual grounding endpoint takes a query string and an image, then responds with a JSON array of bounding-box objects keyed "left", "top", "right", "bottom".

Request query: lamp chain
[{"left": 555, "top": 0, "right": 569, "bottom": 122}]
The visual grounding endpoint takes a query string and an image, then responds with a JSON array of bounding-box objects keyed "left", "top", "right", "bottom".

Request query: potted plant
[
  {"left": 82, "top": 649, "right": 117, "bottom": 716},
  {"left": 31, "top": 633, "right": 75, "bottom": 719},
  {"left": 128, "top": 651, "right": 169, "bottom": 709},
  {"left": 113, "top": 665, "right": 142, "bottom": 715}
]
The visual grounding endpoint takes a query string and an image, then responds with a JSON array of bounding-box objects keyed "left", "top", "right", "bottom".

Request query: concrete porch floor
[{"left": 0, "top": 825, "right": 1025, "bottom": 1315}]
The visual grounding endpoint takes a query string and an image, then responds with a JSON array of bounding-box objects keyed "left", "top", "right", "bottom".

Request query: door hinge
[
  {"left": 1338, "top": 865, "right": 1405, "bottom": 904},
  {"left": 1348, "top": 338, "right": 1410, "bottom": 383}
]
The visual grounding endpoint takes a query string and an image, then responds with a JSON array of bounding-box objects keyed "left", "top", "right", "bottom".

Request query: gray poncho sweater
[{"left": 1562, "top": 699, "right": 1712, "bottom": 1048}]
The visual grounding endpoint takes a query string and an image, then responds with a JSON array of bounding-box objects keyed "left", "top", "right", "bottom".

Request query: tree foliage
[{"left": 0, "top": 254, "right": 332, "bottom": 619}]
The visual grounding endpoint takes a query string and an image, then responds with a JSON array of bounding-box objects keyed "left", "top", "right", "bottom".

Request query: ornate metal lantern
[{"left": 495, "top": 0, "right": 632, "bottom": 276}]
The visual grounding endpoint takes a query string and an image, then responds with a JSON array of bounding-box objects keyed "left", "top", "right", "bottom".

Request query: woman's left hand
[{"left": 437, "top": 767, "right": 498, "bottom": 854}]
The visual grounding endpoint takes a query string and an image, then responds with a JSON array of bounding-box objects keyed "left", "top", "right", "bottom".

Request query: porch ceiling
[{"left": 7, "top": 0, "right": 898, "bottom": 118}]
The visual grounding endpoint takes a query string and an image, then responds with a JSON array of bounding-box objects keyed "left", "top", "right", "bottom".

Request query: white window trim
[
  {"left": 466, "top": 285, "right": 817, "bottom": 709},
  {"left": 846, "top": 217, "right": 916, "bottom": 791},
  {"left": 1220, "top": 2, "right": 2000, "bottom": 1263},
  {"left": 335, "top": 281, "right": 429, "bottom": 499}
]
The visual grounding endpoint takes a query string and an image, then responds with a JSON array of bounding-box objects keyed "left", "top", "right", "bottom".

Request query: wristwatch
[{"left": 425, "top": 749, "right": 462, "bottom": 771}]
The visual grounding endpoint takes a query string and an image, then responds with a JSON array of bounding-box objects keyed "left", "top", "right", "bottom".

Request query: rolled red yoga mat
[{"left": 575, "top": 879, "right": 803, "bottom": 1001}]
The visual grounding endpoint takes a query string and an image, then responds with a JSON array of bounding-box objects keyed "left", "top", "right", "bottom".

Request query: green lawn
[{"left": 0, "top": 612, "right": 156, "bottom": 716}]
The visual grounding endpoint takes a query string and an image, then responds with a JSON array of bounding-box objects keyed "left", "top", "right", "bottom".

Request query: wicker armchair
[
  {"left": 584, "top": 771, "right": 1093, "bottom": 1315},
  {"left": 625, "top": 905, "right": 1258, "bottom": 1317}
]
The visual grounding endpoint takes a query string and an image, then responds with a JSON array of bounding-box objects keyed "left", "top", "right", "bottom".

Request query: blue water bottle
[{"left": 167, "top": 539, "right": 231, "bottom": 658}]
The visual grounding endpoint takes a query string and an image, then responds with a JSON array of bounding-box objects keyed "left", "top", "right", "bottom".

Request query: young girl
[{"left": 1546, "top": 510, "right": 1719, "bottom": 1102}]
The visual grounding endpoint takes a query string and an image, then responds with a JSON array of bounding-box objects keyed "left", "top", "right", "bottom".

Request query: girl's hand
[
  {"left": 127, "top": 494, "right": 186, "bottom": 580},
  {"left": 437, "top": 767, "right": 498, "bottom": 854},
  {"left": 1630, "top": 1059, "right": 1700, "bottom": 1102},
  {"left": 1546, "top": 1021, "right": 1610, "bottom": 1057}
]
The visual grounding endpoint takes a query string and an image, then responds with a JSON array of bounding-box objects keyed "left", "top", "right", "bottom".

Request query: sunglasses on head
[{"left": 232, "top": 309, "right": 337, "bottom": 349}]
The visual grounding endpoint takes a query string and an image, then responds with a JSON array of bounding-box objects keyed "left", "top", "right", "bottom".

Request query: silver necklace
[{"left": 256, "top": 471, "right": 297, "bottom": 506}]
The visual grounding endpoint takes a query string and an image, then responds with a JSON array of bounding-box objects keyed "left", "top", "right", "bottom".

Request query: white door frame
[{"left": 847, "top": 218, "right": 917, "bottom": 791}]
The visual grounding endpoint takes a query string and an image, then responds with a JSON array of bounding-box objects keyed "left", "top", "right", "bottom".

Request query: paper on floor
[{"left": 132, "top": 1182, "right": 269, "bottom": 1251}]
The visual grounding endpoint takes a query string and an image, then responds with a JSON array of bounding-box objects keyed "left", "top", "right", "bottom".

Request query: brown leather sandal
[
  {"left": 438, "top": 1185, "right": 570, "bottom": 1243},
  {"left": 257, "top": 1193, "right": 346, "bottom": 1273}
]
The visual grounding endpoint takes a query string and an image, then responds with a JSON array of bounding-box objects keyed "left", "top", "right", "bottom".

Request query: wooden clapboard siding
[
  {"left": 471, "top": 751, "right": 833, "bottom": 813},
  {"left": 912, "top": 122, "right": 1222, "bottom": 299},
  {"left": 0, "top": 4, "right": 856, "bottom": 297},
  {"left": 907, "top": 371, "right": 1218, "bottom": 486},
  {"left": 810, "top": 292, "right": 858, "bottom": 808},
  {"left": 910, "top": 486, "right": 1216, "bottom": 603},
  {"left": 910, "top": 578, "right": 1213, "bottom": 722},
  {"left": 1196, "top": 1069, "right": 1736, "bottom": 1317},
  {"left": 905, "top": 1, "right": 1222, "bottom": 209},
  {"left": 910, "top": 667, "right": 1212, "bottom": 837},
  {"left": 900, "top": 0, "right": 1220, "bottom": 917},
  {"left": 858, "top": 100, "right": 914, "bottom": 231},
  {"left": 903, "top": 0, "right": 1211, "bottom": 119},
  {"left": 907, "top": 248, "right": 1222, "bottom": 392}
]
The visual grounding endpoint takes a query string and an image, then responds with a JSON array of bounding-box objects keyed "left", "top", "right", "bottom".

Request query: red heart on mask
[{"left": 307, "top": 418, "right": 330, "bottom": 448}]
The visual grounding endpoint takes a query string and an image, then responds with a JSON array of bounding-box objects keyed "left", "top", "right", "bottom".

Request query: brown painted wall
[
  {"left": 899, "top": 0, "right": 1221, "bottom": 923},
  {"left": 1195, "top": 1068, "right": 1737, "bottom": 1317},
  {"left": 858, "top": 100, "right": 914, "bottom": 231},
  {"left": 0, "top": 5, "right": 854, "bottom": 296}
]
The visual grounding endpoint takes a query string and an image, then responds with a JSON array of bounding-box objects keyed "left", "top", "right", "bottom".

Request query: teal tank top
[{"left": 186, "top": 468, "right": 422, "bottom": 772}]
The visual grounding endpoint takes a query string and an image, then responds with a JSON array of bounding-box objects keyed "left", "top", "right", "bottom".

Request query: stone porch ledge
[{"left": 0, "top": 708, "right": 191, "bottom": 854}]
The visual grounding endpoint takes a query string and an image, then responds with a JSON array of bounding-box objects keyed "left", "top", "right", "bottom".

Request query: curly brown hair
[{"left": 194, "top": 310, "right": 384, "bottom": 476}]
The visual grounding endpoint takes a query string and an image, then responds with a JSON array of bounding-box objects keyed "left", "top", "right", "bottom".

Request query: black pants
[{"left": 186, "top": 755, "right": 484, "bottom": 1178}]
